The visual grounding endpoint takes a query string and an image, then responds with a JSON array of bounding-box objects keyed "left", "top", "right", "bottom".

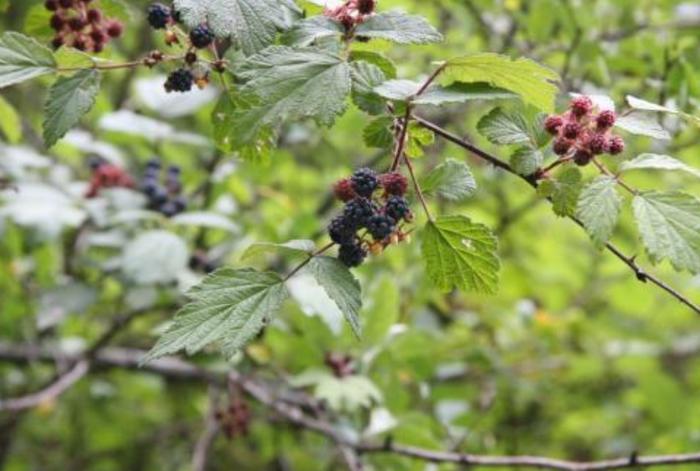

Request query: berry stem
[
  {"left": 413, "top": 63, "right": 446, "bottom": 98},
  {"left": 56, "top": 54, "right": 183, "bottom": 72},
  {"left": 592, "top": 158, "right": 637, "bottom": 195},
  {"left": 284, "top": 242, "right": 335, "bottom": 281},
  {"left": 390, "top": 105, "right": 412, "bottom": 172},
  {"left": 541, "top": 156, "right": 573, "bottom": 175},
  {"left": 402, "top": 153, "right": 434, "bottom": 222}
]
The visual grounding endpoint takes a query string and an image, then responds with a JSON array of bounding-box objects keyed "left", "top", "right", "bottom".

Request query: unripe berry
[
  {"left": 563, "top": 122, "right": 581, "bottom": 139},
  {"left": 50, "top": 14, "right": 65, "bottom": 31},
  {"left": 45, "top": 0, "right": 59, "bottom": 11},
  {"left": 333, "top": 178, "right": 356, "bottom": 202},
  {"left": 607, "top": 136, "right": 625, "bottom": 155},
  {"left": 588, "top": 133, "right": 608, "bottom": 155},
  {"left": 552, "top": 138, "right": 572, "bottom": 156},
  {"left": 356, "top": 0, "right": 377, "bottom": 14},
  {"left": 573, "top": 149, "right": 592, "bottom": 166},
  {"left": 106, "top": 20, "right": 123, "bottom": 38},
  {"left": 596, "top": 110, "right": 616, "bottom": 130},
  {"left": 90, "top": 29, "right": 106, "bottom": 44},
  {"left": 86, "top": 8, "right": 101, "bottom": 23},
  {"left": 570, "top": 96, "right": 593, "bottom": 117},
  {"left": 544, "top": 115, "right": 564, "bottom": 135},
  {"left": 379, "top": 172, "right": 408, "bottom": 196}
]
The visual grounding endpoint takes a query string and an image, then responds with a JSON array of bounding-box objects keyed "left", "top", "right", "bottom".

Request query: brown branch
[{"left": 413, "top": 114, "right": 700, "bottom": 317}]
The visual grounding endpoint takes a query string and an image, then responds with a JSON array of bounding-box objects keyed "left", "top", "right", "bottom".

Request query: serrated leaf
[
  {"left": 442, "top": 53, "right": 559, "bottom": 112},
  {"left": 405, "top": 123, "right": 434, "bottom": 158},
  {"left": 616, "top": 113, "right": 671, "bottom": 140},
  {"left": 284, "top": 16, "right": 344, "bottom": 47},
  {"left": 633, "top": 192, "right": 700, "bottom": 274},
  {"left": 43, "top": 69, "right": 101, "bottom": 147},
  {"left": 421, "top": 159, "right": 477, "bottom": 201},
  {"left": 350, "top": 51, "right": 397, "bottom": 79},
  {"left": 421, "top": 215, "right": 500, "bottom": 293},
  {"left": 0, "top": 32, "right": 56, "bottom": 89},
  {"left": 211, "top": 91, "right": 273, "bottom": 161},
  {"left": 374, "top": 80, "right": 517, "bottom": 105},
  {"left": 307, "top": 256, "right": 362, "bottom": 338},
  {"left": 142, "top": 268, "right": 289, "bottom": 363},
  {"left": 363, "top": 116, "right": 393, "bottom": 148},
  {"left": 539, "top": 167, "right": 582, "bottom": 217},
  {"left": 477, "top": 107, "right": 533, "bottom": 146},
  {"left": 0, "top": 95, "right": 22, "bottom": 143},
  {"left": 354, "top": 10, "right": 442, "bottom": 44},
  {"left": 576, "top": 176, "right": 621, "bottom": 246},
  {"left": 241, "top": 239, "right": 316, "bottom": 262},
  {"left": 351, "top": 60, "right": 386, "bottom": 115},
  {"left": 626, "top": 95, "right": 700, "bottom": 127},
  {"left": 173, "top": 0, "right": 291, "bottom": 55},
  {"left": 620, "top": 154, "right": 700, "bottom": 179},
  {"left": 231, "top": 46, "right": 351, "bottom": 145},
  {"left": 510, "top": 147, "right": 543, "bottom": 176}
]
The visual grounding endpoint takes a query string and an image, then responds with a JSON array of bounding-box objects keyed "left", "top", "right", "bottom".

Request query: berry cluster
[
  {"left": 85, "top": 158, "right": 134, "bottom": 198},
  {"left": 545, "top": 96, "right": 625, "bottom": 166},
  {"left": 140, "top": 159, "right": 187, "bottom": 217},
  {"left": 324, "top": 0, "right": 377, "bottom": 31},
  {"left": 328, "top": 168, "right": 412, "bottom": 267},
  {"left": 146, "top": 3, "right": 218, "bottom": 93},
  {"left": 45, "top": 0, "right": 123, "bottom": 52},
  {"left": 214, "top": 397, "right": 251, "bottom": 440}
]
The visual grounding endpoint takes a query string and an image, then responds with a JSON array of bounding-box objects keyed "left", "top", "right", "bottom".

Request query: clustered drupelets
[
  {"left": 85, "top": 158, "right": 134, "bottom": 198},
  {"left": 545, "top": 96, "right": 625, "bottom": 166},
  {"left": 324, "top": 0, "right": 378, "bottom": 30},
  {"left": 328, "top": 168, "right": 412, "bottom": 267},
  {"left": 44, "top": 0, "right": 123, "bottom": 52},
  {"left": 140, "top": 159, "right": 188, "bottom": 217},
  {"left": 146, "top": 3, "right": 217, "bottom": 93},
  {"left": 214, "top": 397, "right": 251, "bottom": 440}
]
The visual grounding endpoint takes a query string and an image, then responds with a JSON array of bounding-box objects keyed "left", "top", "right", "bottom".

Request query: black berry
[
  {"left": 190, "top": 24, "right": 214, "bottom": 49},
  {"left": 343, "top": 197, "right": 376, "bottom": 228},
  {"left": 147, "top": 3, "right": 171, "bottom": 29},
  {"left": 350, "top": 168, "right": 378, "bottom": 197},
  {"left": 384, "top": 196, "right": 410, "bottom": 222},
  {"left": 366, "top": 214, "right": 395, "bottom": 241},
  {"left": 338, "top": 243, "right": 367, "bottom": 268},
  {"left": 328, "top": 216, "right": 355, "bottom": 245},
  {"left": 164, "top": 68, "right": 194, "bottom": 93}
]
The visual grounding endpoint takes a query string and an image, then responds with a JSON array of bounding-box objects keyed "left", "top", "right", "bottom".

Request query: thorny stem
[{"left": 283, "top": 242, "right": 335, "bottom": 281}]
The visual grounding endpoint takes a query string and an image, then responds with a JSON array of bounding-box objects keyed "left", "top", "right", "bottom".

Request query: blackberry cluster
[
  {"left": 85, "top": 157, "right": 134, "bottom": 198},
  {"left": 146, "top": 3, "right": 218, "bottom": 93},
  {"left": 140, "top": 159, "right": 187, "bottom": 217},
  {"left": 45, "top": 0, "right": 123, "bottom": 52},
  {"left": 545, "top": 96, "right": 625, "bottom": 167},
  {"left": 214, "top": 397, "right": 251, "bottom": 440},
  {"left": 324, "top": 0, "right": 377, "bottom": 31},
  {"left": 328, "top": 168, "right": 413, "bottom": 268}
]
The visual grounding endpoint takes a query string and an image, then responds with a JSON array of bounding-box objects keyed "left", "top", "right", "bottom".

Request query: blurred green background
[{"left": 1, "top": 0, "right": 700, "bottom": 469}]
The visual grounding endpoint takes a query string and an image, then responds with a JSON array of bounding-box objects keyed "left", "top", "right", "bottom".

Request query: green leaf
[
  {"left": 350, "top": 51, "right": 397, "bottom": 79},
  {"left": 538, "top": 167, "right": 582, "bottom": 217},
  {"left": 0, "top": 95, "right": 22, "bottom": 144},
  {"left": 620, "top": 154, "right": 700, "bottom": 179},
  {"left": 615, "top": 114, "right": 671, "bottom": 140},
  {"left": 421, "top": 159, "right": 477, "bottom": 201},
  {"left": 442, "top": 53, "right": 560, "bottom": 112},
  {"left": 142, "top": 268, "right": 289, "bottom": 362},
  {"left": 363, "top": 116, "right": 394, "bottom": 149},
  {"left": 477, "top": 107, "right": 533, "bottom": 146},
  {"left": 231, "top": 46, "right": 351, "bottom": 145},
  {"left": 374, "top": 80, "right": 517, "bottom": 106},
  {"left": 576, "top": 176, "right": 622, "bottom": 246},
  {"left": 173, "top": 0, "right": 293, "bottom": 55},
  {"left": 354, "top": 11, "right": 442, "bottom": 44},
  {"left": 284, "top": 16, "right": 344, "bottom": 47},
  {"left": 405, "top": 123, "right": 434, "bottom": 158},
  {"left": 421, "top": 215, "right": 500, "bottom": 293},
  {"left": 0, "top": 32, "right": 56, "bottom": 89},
  {"left": 511, "top": 147, "right": 543, "bottom": 176},
  {"left": 211, "top": 91, "right": 273, "bottom": 161},
  {"left": 307, "top": 256, "right": 362, "bottom": 338},
  {"left": 43, "top": 69, "right": 101, "bottom": 147},
  {"left": 633, "top": 191, "right": 700, "bottom": 274},
  {"left": 626, "top": 95, "right": 700, "bottom": 127},
  {"left": 241, "top": 240, "right": 316, "bottom": 262},
  {"left": 351, "top": 60, "right": 387, "bottom": 115}
]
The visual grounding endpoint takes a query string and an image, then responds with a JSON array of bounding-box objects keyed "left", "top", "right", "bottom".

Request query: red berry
[
  {"left": 356, "top": 0, "right": 376, "bottom": 14},
  {"left": 544, "top": 115, "right": 564, "bottom": 135},
  {"left": 58, "top": 0, "right": 74, "bottom": 8},
  {"left": 596, "top": 110, "right": 616, "bottom": 130},
  {"left": 562, "top": 122, "right": 581, "bottom": 139},
  {"left": 333, "top": 178, "right": 356, "bottom": 202},
  {"left": 570, "top": 96, "right": 593, "bottom": 117},
  {"left": 90, "top": 29, "right": 106, "bottom": 43},
  {"left": 379, "top": 172, "right": 408, "bottom": 196},
  {"left": 588, "top": 133, "right": 608, "bottom": 155},
  {"left": 86, "top": 8, "right": 101, "bottom": 23},
  {"left": 607, "top": 136, "right": 625, "bottom": 155},
  {"left": 73, "top": 36, "right": 87, "bottom": 50},
  {"left": 50, "top": 14, "right": 65, "bottom": 31},
  {"left": 68, "top": 16, "right": 86, "bottom": 31},
  {"left": 106, "top": 21, "right": 123, "bottom": 37},
  {"left": 51, "top": 35, "right": 65, "bottom": 49},
  {"left": 45, "top": 0, "right": 59, "bottom": 11},
  {"left": 552, "top": 138, "right": 572, "bottom": 156}
]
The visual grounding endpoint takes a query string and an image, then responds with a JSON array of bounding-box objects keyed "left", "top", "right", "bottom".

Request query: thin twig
[{"left": 284, "top": 242, "right": 335, "bottom": 281}]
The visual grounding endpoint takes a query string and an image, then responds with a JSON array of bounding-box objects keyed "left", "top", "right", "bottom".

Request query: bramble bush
[{"left": 1, "top": 1, "right": 700, "bottom": 469}]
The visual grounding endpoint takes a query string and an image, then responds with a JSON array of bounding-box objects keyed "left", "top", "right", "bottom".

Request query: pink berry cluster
[
  {"left": 544, "top": 96, "right": 625, "bottom": 166},
  {"left": 45, "top": 0, "right": 123, "bottom": 52},
  {"left": 324, "top": 0, "right": 377, "bottom": 30}
]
